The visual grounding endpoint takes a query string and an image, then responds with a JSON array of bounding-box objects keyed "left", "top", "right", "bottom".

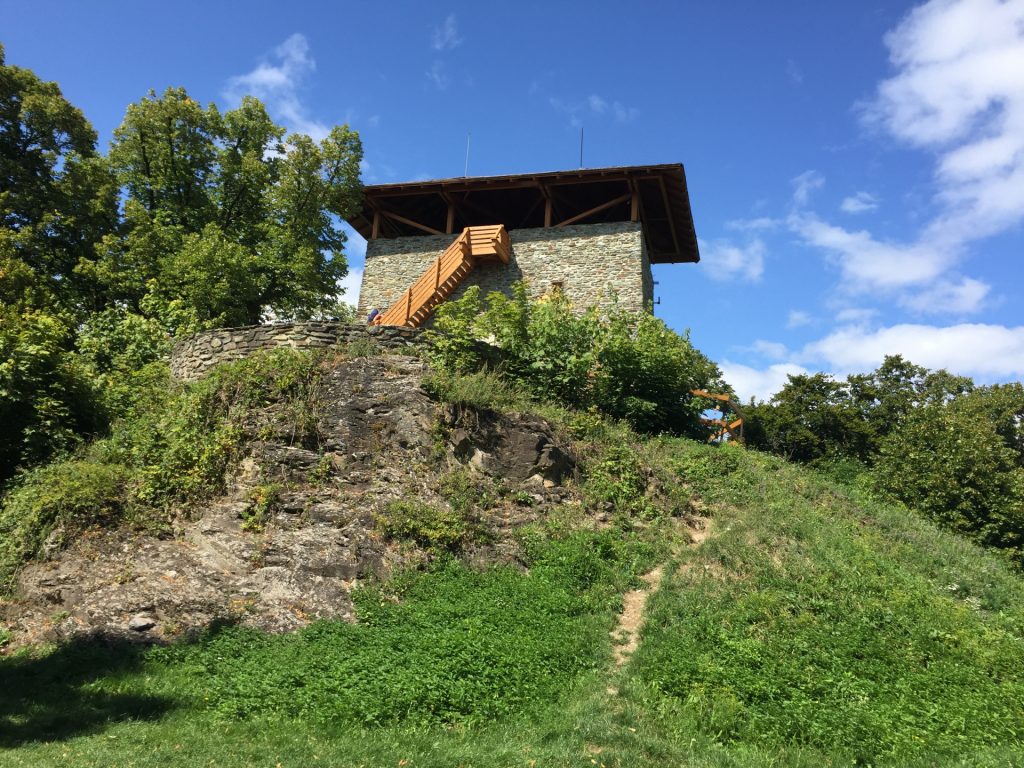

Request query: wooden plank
[
  {"left": 379, "top": 209, "right": 445, "bottom": 236},
  {"left": 555, "top": 193, "right": 632, "bottom": 228},
  {"left": 371, "top": 209, "right": 380, "bottom": 239}
]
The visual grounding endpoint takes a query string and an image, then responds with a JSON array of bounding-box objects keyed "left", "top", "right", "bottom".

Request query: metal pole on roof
[{"left": 464, "top": 133, "right": 471, "bottom": 177}]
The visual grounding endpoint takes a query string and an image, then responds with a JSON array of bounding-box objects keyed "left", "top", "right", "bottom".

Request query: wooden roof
[{"left": 347, "top": 164, "right": 700, "bottom": 264}]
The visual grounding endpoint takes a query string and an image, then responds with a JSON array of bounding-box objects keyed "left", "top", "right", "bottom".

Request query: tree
[
  {"left": 98, "top": 88, "right": 363, "bottom": 331},
  {"left": 0, "top": 43, "right": 117, "bottom": 315},
  {"left": 744, "top": 373, "right": 874, "bottom": 464},
  {"left": 872, "top": 394, "right": 1024, "bottom": 561},
  {"left": 744, "top": 356, "right": 978, "bottom": 467}
]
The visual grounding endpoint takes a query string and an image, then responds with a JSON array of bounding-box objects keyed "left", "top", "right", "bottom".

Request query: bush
[
  {"left": 0, "top": 308, "right": 102, "bottom": 483},
  {"left": 0, "top": 460, "right": 129, "bottom": 589},
  {"left": 0, "top": 347, "right": 326, "bottom": 591},
  {"left": 425, "top": 282, "right": 723, "bottom": 436},
  {"left": 872, "top": 399, "right": 1024, "bottom": 561},
  {"left": 376, "top": 500, "right": 479, "bottom": 558},
  {"left": 421, "top": 368, "right": 524, "bottom": 411}
]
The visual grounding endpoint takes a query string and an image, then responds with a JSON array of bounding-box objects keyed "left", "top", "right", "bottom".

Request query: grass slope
[{"left": 4, "top": 438, "right": 1024, "bottom": 766}]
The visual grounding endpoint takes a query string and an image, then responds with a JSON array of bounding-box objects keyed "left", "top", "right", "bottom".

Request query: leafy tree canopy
[
  {"left": 0, "top": 50, "right": 363, "bottom": 482},
  {"left": 0, "top": 43, "right": 117, "bottom": 315},
  {"left": 92, "top": 87, "right": 363, "bottom": 332}
]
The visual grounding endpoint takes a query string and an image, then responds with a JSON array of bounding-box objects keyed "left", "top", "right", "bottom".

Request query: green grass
[
  {"left": 631, "top": 439, "right": 1024, "bottom": 765},
  {"left": 6, "top": 438, "right": 1024, "bottom": 766}
]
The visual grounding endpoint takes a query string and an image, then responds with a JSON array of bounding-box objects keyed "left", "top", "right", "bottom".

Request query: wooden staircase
[{"left": 372, "top": 224, "right": 510, "bottom": 328}]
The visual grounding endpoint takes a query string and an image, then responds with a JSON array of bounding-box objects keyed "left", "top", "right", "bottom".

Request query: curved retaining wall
[{"left": 169, "top": 322, "right": 424, "bottom": 381}]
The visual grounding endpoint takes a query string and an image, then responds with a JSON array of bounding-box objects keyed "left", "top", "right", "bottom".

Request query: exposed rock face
[{"left": 0, "top": 356, "right": 577, "bottom": 647}]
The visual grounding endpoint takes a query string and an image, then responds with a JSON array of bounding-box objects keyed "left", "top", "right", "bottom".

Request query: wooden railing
[
  {"left": 691, "top": 389, "right": 745, "bottom": 444},
  {"left": 373, "top": 224, "right": 510, "bottom": 328}
]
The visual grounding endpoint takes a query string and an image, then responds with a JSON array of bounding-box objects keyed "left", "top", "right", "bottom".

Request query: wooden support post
[
  {"left": 371, "top": 209, "right": 380, "bottom": 239},
  {"left": 657, "top": 176, "right": 682, "bottom": 256},
  {"left": 630, "top": 192, "right": 639, "bottom": 222},
  {"left": 446, "top": 203, "right": 455, "bottom": 234}
]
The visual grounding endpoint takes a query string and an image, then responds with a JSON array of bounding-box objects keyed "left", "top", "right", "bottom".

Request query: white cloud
[
  {"left": 611, "top": 101, "right": 639, "bottom": 122},
  {"left": 548, "top": 94, "right": 638, "bottom": 126},
  {"left": 749, "top": 340, "right": 790, "bottom": 359},
  {"left": 792, "top": 170, "right": 825, "bottom": 206},
  {"left": 898, "top": 276, "right": 991, "bottom": 314},
  {"left": 788, "top": 212, "right": 954, "bottom": 289},
  {"left": 726, "top": 216, "right": 781, "bottom": 232},
  {"left": 839, "top": 191, "right": 880, "bottom": 213},
  {"left": 426, "top": 60, "right": 450, "bottom": 90},
  {"left": 870, "top": 0, "right": 1024, "bottom": 246},
  {"left": 835, "top": 307, "right": 878, "bottom": 324},
  {"left": 431, "top": 14, "right": 462, "bottom": 51},
  {"left": 224, "top": 33, "right": 330, "bottom": 141},
  {"left": 699, "top": 237, "right": 765, "bottom": 282},
  {"left": 787, "top": 310, "right": 812, "bottom": 329},
  {"left": 801, "top": 322, "right": 1024, "bottom": 379},
  {"left": 777, "top": 2, "right": 1024, "bottom": 312},
  {"left": 721, "top": 361, "right": 812, "bottom": 402},
  {"left": 724, "top": 319, "right": 1024, "bottom": 400}
]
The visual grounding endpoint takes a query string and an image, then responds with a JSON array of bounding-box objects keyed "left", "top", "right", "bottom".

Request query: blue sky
[{"left": 5, "top": 0, "right": 1023, "bottom": 399}]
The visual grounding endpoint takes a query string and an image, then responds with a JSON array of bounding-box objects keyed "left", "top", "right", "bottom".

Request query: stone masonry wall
[
  {"left": 169, "top": 322, "right": 423, "bottom": 382},
  {"left": 358, "top": 222, "right": 653, "bottom": 318}
]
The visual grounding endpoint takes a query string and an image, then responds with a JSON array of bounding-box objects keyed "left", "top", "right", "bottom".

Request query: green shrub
[
  {"left": 241, "top": 483, "right": 282, "bottom": 533},
  {"left": 0, "top": 347, "right": 326, "bottom": 591},
  {"left": 421, "top": 368, "right": 524, "bottom": 411},
  {"left": 0, "top": 307, "right": 102, "bottom": 483},
  {"left": 872, "top": 400, "right": 1024, "bottom": 561},
  {"left": 0, "top": 460, "right": 129, "bottom": 589},
  {"left": 376, "top": 500, "right": 478, "bottom": 557},
  {"left": 425, "top": 281, "right": 722, "bottom": 436}
]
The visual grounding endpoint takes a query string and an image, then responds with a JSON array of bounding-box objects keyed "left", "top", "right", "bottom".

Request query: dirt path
[{"left": 607, "top": 517, "right": 711, "bottom": 685}]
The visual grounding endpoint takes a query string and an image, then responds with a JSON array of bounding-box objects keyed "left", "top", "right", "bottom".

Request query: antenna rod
[
  {"left": 464, "top": 133, "right": 471, "bottom": 177},
  {"left": 579, "top": 126, "right": 584, "bottom": 168}
]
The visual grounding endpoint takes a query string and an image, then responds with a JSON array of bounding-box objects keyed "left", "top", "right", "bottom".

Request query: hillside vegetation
[
  {"left": 5, "top": 44, "right": 1024, "bottom": 767},
  {"left": 5, "top": 394, "right": 1024, "bottom": 765}
]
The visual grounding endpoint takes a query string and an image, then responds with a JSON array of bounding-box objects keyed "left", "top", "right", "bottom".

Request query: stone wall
[
  {"left": 169, "top": 322, "right": 423, "bottom": 381},
  {"left": 358, "top": 222, "right": 652, "bottom": 318}
]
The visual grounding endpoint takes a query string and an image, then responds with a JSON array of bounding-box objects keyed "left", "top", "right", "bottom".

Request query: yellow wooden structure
[
  {"left": 691, "top": 389, "right": 745, "bottom": 444},
  {"left": 372, "top": 224, "right": 510, "bottom": 329}
]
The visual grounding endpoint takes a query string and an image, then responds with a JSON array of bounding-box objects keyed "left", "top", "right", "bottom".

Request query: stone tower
[{"left": 345, "top": 164, "right": 700, "bottom": 320}]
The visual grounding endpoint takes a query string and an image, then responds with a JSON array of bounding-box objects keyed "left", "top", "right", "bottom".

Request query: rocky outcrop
[{"left": 0, "top": 356, "right": 578, "bottom": 647}]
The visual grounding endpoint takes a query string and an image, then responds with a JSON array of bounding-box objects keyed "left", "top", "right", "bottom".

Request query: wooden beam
[
  {"left": 630, "top": 192, "right": 639, "bottom": 222},
  {"left": 371, "top": 209, "right": 380, "bottom": 239},
  {"left": 446, "top": 203, "right": 455, "bottom": 235},
  {"left": 554, "top": 192, "right": 631, "bottom": 228},
  {"left": 519, "top": 195, "right": 543, "bottom": 228},
  {"left": 538, "top": 183, "right": 553, "bottom": 228},
  {"left": 657, "top": 176, "right": 682, "bottom": 257},
  {"left": 379, "top": 209, "right": 445, "bottom": 236}
]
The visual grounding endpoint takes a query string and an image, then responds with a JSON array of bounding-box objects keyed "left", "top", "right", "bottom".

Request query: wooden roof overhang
[{"left": 347, "top": 164, "right": 699, "bottom": 264}]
